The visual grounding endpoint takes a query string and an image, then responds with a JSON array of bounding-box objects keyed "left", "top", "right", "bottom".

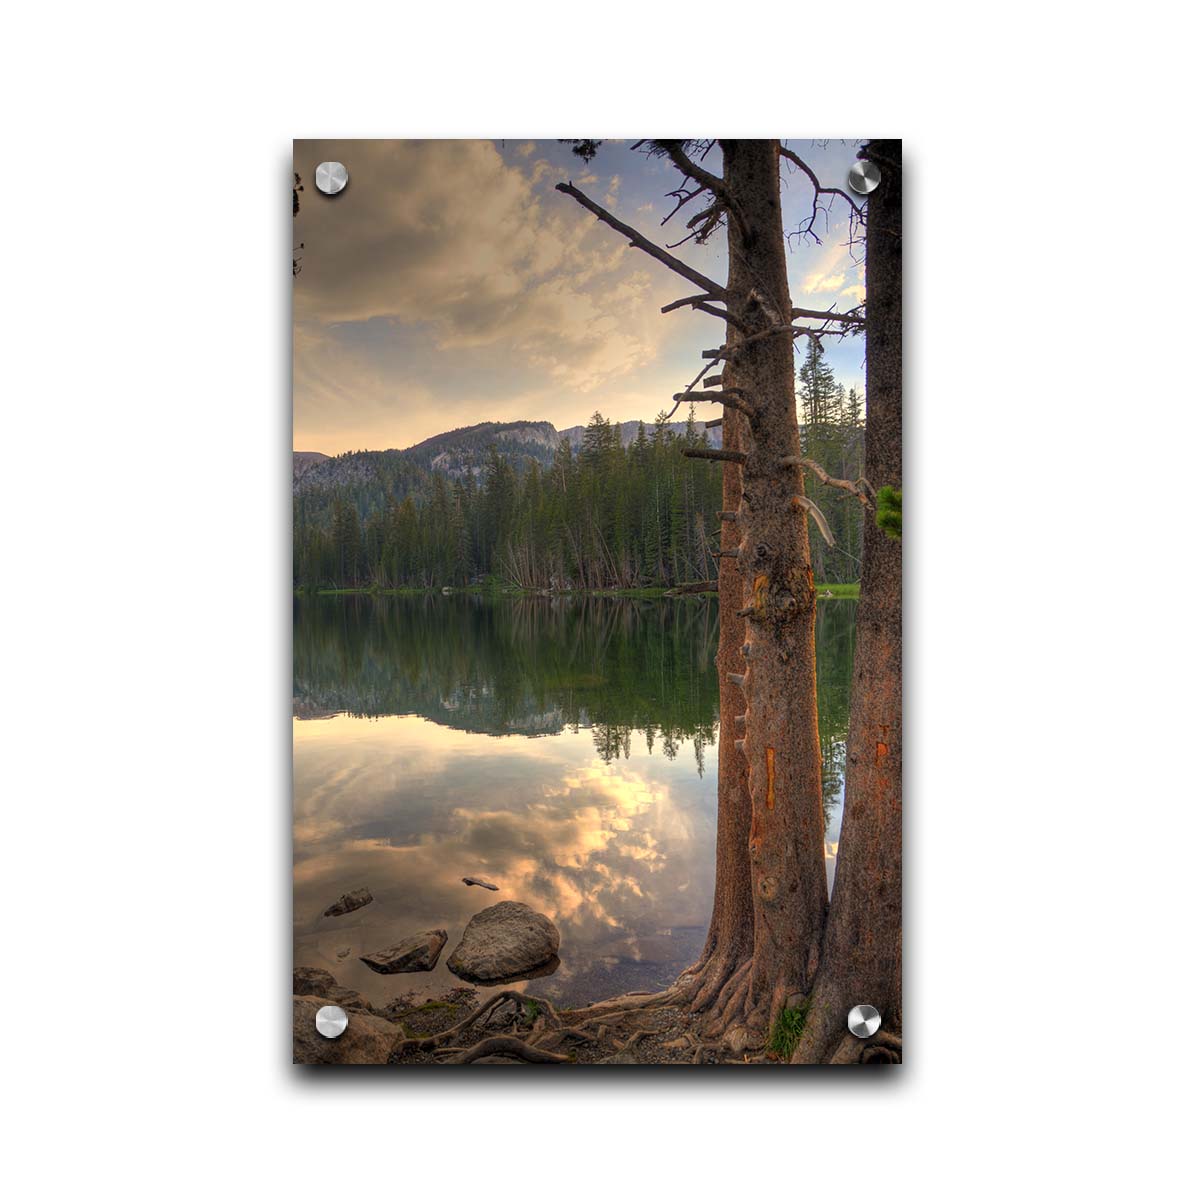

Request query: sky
[{"left": 293, "top": 139, "right": 867, "bottom": 456}]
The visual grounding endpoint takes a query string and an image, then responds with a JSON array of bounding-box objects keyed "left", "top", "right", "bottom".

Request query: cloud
[
  {"left": 291, "top": 138, "right": 868, "bottom": 454},
  {"left": 293, "top": 140, "right": 681, "bottom": 444}
]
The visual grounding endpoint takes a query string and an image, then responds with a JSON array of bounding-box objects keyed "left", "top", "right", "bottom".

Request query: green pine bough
[{"left": 876, "top": 485, "right": 902, "bottom": 541}]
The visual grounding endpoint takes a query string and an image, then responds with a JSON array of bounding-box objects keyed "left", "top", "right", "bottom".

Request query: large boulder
[
  {"left": 322, "top": 887, "right": 373, "bottom": 918},
  {"left": 292, "top": 996, "right": 399, "bottom": 1065},
  {"left": 359, "top": 929, "right": 447, "bottom": 974},
  {"left": 446, "top": 901, "right": 560, "bottom": 984}
]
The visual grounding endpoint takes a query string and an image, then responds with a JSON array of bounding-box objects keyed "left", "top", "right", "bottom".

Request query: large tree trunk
[
  {"left": 721, "top": 139, "right": 827, "bottom": 1038},
  {"left": 793, "top": 139, "right": 903, "bottom": 1065}
]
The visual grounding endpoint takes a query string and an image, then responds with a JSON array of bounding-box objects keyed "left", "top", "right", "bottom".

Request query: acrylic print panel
[{"left": 292, "top": 139, "right": 901, "bottom": 1066}]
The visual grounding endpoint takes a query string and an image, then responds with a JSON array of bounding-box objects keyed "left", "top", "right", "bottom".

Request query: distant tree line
[
  {"left": 293, "top": 345, "right": 863, "bottom": 591},
  {"left": 796, "top": 337, "right": 866, "bottom": 583}
]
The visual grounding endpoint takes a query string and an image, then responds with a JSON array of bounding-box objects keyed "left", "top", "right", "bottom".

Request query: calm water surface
[{"left": 294, "top": 594, "right": 855, "bottom": 1008}]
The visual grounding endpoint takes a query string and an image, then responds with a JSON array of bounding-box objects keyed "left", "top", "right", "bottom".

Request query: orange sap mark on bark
[
  {"left": 753, "top": 573, "right": 769, "bottom": 614},
  {"left": 876, "top": 741, "right": 888, "bottom": 761},
  {"left": 766, "top": 746, "right": 776, "bottom": 810}
]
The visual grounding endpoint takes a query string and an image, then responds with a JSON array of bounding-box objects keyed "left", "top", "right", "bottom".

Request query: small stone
[
  {"left": 336, "top": 946, "right": 351, "bottom": 959},
  {"left": 360, "top": 929, "right": 448, "bottom": 974},
  {"left": 322, "top": 887, "right": 373, "bottom": 918},
  {"left": 462, "top": 876, "right": 499, "bottom": 890},
  {"left": 446, "top": 901, "right": 560, "bottom": 984}
]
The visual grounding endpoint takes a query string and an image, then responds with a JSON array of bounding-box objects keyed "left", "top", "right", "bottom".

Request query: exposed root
[
  {"left": 443, "top": 1035, "right": 570, "bottom": 1065},
  {"left": 387, "top": 978, "right": 898, "bottom": 1065},
  {"left": 700, "top": 960, "right": 752, "bottom": 1039},
  {"left": 827, "top": 1030, "right": 901, "bottom": 1065},
  {"left": 683, "top": 951, "right": 750, "bottom": 1015},
  {"left": 392, "top": 990, "right": 559, "bottom": 1056},
  {"left": 532, "top": 1027, "right": 596, "bottom": 1052},
  {"left": 559, "top": 984, "right": 684, "bottom": 1025}
]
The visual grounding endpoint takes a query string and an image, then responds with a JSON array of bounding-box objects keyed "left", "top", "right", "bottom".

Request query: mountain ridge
[{"left": 294, "top": 416, "right": 723, "bottom": 492}]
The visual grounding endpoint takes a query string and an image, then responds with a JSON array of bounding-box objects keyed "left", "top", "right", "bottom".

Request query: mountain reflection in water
[{"left": 293, "top": 594, "right": 855, "bottom": 1009}]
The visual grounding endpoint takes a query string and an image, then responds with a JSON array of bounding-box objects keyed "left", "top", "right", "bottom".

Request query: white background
[{"left": 2, "top": 3, "right": 1196, "bottom": 1196}]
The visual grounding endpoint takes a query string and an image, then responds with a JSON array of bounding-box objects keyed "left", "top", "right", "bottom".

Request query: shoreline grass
[{"left": 298, "top": 581, "right": 859, "bottom": 600}]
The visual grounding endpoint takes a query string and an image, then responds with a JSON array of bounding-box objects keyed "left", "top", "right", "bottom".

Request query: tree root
[
  {"left": 532, "top": 1027, "right": 596, "bottom": 1053},
  {"left": 558, "top": 984, "right": 684, "bottom": 1025},
  {"left": 827, "top": 1029, "right": 901, "bottom": 1064},
  {"left": 443, "top": 1036, "right": 570, "bottom": 1065},
  {"left": 619, "top": 1029, "right": 651, "bottom": 1053},
  {"left": 699, "top": 960, "right": 752, "bottom": 1039},
  {"left": 387, "top": 976, "right": 901, "bottom": 1065},
  {"left": 391, "top": 990, "right": 561, "bottom": 1057}
]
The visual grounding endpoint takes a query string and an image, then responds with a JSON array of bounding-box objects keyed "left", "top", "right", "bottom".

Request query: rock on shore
[
  {"left": 359, "top": 929, "right": 447, "bottom": 974},
  {"left": 446, "top": 901, "right": 560, "bottom": 984},
  {"left": 292, "top": 996, "right": 399, "bottom": 1065}
]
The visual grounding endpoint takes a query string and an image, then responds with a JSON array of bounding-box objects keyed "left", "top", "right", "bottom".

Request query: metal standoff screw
[
  {"left": 314, "top": 161, "right": 349, "bottom": 196},
  {"left": 847, "top": 1003, "right": 881, "bottom": 1039},
  {"left": 847, "top": 160, "right": 881, "bottom": 196},
  {"left": 315, "top": 1004, "right": 349, "bottom": 1039}
]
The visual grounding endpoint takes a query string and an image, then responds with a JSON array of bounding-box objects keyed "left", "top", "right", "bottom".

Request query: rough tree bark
[
  {"left": 719, "top": 140, "right": 827, "bottom": 1038},
  {"left": 792, "top": 139, "right": 903, "bottom": 1065}
]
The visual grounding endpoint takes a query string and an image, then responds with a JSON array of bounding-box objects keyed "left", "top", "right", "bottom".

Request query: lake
[{"left": 293, "top": 593, "right": 856, "bottom": 1009}]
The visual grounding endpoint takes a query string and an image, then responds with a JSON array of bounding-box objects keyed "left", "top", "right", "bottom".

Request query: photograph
[{"left": 291, "top": 138, "right": 901, "bottom": 1066}]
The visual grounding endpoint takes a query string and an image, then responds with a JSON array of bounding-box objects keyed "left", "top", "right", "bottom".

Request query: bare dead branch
[
  {"left": 711, "top": 324, "right": 851, "bottom": 368},
  {"left": 684, "top": 447, "right": 747, "bottom": 465},
  {"left": 674, "top": 388, "right": 755, "bottom": 418},
  {"left": 779, "top": 146, "right": 864, "bottom": 217},
  {"left": 661, "top": 183, "right": 706, "bottom": 227},
  {"left": 791, "top": 305, "right": 865, "bottom": 327},
  {"left": 661, "top": 293, "right": 716, "bottom": 314},
  {"left": 705, "top": 418, "right": 723, "bottom": 429},
  {"left": 555, "top": 181, "right": 726, "bottom": 298},
  {"left": 779, "top": 144, "right": 866, "bottom": 246},
  {"left": 791, "top": 495, "right": 834, "bottom": 546},
  {"left": 656, "top": 140, "right": 747, "bottom": 237},
  {"left": 662, "top": 356, "right": 720, "bottom": 422},
  {"left": 659, "top": 294, "right": 750, "bottom": 335},
  {"left": 779, "top": 456, "right": 876, "bottom": 507},
  {"left": 693, "top": 301, "right": 750, "bottom": 333},
  {"left": 667, "top": 200, "right": 725, "bottom": 248}
]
